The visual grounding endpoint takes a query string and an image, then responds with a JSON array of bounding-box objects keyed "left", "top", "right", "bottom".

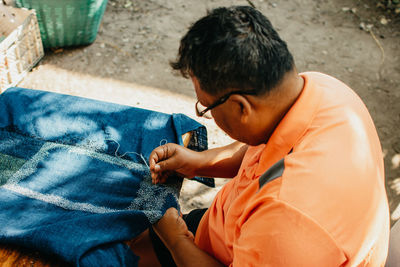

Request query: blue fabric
[{"left": 0, "top": 87, "right": 208, "bottom": 266}]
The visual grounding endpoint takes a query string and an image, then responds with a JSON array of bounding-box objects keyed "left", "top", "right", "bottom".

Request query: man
[{"left": 133, "top": 6, "right": 389, "bottom": 266}]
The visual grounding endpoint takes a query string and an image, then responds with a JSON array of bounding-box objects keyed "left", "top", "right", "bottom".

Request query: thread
[
  {"left": 3, "top": 183, "right": 119, "bottom": 214},
  {"left": 105, "top": 139, "right": 150, "bottom": 169},
  {"left": 159, "top": 139, "right": 168, "bottom": 146}
]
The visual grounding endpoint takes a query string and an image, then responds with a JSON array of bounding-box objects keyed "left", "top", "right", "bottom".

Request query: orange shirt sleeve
[{"left": 230, "top": 199, "right": 348, "bottom": 267}]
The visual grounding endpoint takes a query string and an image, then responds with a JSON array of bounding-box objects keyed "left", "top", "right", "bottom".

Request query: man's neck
[{"left": 253, "top": 70, "right": 305, "bottom": 145}]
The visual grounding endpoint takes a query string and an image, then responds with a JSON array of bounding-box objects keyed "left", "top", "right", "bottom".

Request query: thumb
[{"left": 155, "top": 155, "right": 177, "bottom": 173}]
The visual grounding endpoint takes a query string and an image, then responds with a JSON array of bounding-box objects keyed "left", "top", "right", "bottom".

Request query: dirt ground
[{"left": 15, "top": 0, "right": 400, "bottom": 223}]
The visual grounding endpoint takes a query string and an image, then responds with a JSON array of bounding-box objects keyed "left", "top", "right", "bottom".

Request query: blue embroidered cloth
[{"left": 0, "top": 87, "right": 208, "bottom": 266}]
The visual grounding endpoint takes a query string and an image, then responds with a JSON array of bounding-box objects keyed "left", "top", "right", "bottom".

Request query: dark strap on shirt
[{"left": 259, "top": 158, "right": 285, "bottom": 189}]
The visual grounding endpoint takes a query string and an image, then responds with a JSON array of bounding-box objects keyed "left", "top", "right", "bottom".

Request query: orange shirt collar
[{"left": 255, "top": 73, "right": 323, "bottom": 176}]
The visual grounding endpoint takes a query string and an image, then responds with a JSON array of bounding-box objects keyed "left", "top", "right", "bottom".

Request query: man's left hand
[{"left": 152, "top": 208, "right": 194, "bottom": 250}]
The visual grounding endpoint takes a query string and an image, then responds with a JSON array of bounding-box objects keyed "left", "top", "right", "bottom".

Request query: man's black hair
[{"left": 171, "top": 6, "right": 294, "bottom": 96}]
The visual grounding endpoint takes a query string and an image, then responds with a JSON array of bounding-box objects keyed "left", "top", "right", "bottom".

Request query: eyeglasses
[{"left": 195, "top": 90, "right": 258, "bottom": 119}]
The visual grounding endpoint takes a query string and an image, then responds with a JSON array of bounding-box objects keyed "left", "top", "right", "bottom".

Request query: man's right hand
[
  {"left": 149, "top": 141, "right": 248, "bottom": 184},
  {"left": 149, "top": 143, "right": 202, "bottom": 184}
]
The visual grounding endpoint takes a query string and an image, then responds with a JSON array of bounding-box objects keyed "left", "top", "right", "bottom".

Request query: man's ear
[{"left": 229, "top": 95, "right": 252, "bottom": 124}]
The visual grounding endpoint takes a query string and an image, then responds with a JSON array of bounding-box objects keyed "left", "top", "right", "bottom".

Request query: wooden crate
[{"left": 0, "top": 5, "right": 44, "bottom": 92}]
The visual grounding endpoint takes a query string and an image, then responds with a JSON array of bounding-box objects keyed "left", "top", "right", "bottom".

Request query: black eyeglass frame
[{"left": 195, "top": 90, "right": 259, "bottom": 117}]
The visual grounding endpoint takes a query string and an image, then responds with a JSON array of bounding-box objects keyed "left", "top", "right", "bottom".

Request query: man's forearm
[
  {"left": 169, "top": 237, "right": 224, "bottom": 267},
  {"left": 196, "top": 141, "right": 248, "bottom": 178}
]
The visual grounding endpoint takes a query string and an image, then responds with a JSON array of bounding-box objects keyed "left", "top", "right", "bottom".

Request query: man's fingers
[
  {"left": 149, "top": 157, "right": 157, "bottom": 170},
  {"left": 149, "top": 147, "right": 162, "bottom": 170},
  {"left": 154, "top": 207, "right": 179, "bottom": 228},
  {"left": 150, "top": 145, "right": 176, "bottom": 169},
  {"left": 165, "top": 207, "right": 179, "bottom": 217},
  {"left": 149, "top": 143, "right": 188, "bottom": 184},
  {"left": 150, "top": 144, "right": 178, "bottom": 172},
  {"left": 152, "top": 171, "right": 175, "bottom": 185}
]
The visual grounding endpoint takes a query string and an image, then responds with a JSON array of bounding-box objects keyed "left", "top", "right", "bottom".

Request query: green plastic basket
[{"left": 15, "top": 0, "right": 108, "bottom": 49}]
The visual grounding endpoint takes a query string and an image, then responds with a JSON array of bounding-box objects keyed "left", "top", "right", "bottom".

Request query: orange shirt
[{"left": 195, "top": 72, "right": 389, "bottom": 266}]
